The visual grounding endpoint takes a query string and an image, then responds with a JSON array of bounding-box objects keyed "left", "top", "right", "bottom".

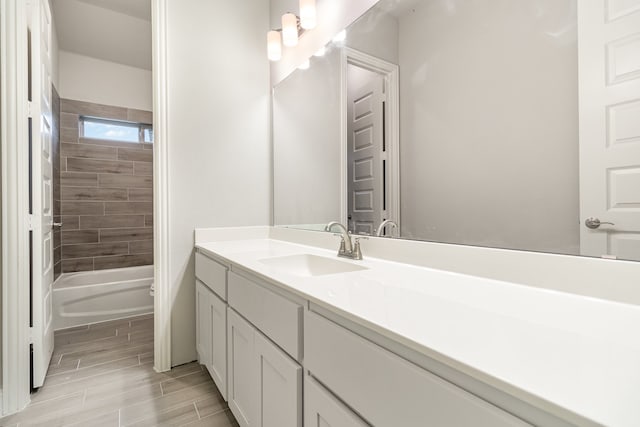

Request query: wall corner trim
[{"left": 152, "top": 0, "right": 172, "bottom": 373}]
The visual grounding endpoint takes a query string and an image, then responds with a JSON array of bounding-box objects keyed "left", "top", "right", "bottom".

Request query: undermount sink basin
[{"left": 258, "top": 254, "right": 368, "bottom": 277}]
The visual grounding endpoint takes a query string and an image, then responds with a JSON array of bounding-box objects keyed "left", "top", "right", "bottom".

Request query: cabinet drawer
[
  {"left": 305, "top": 311, "right": 530, "bottom": 427},
  {"left": 195, "top": 251, "right": 227, "bottom": 300},
  {"left": 228, "top": 272, "right": 302, "bottom": 361}
]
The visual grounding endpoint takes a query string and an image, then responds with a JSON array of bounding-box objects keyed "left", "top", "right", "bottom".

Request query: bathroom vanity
[{"left": 194, "top": 226, "right": 640, "bottom": 427}]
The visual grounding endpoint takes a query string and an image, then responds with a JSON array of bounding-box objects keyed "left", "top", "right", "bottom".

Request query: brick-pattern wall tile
[
  {"left": 61, "top": 172, "right": 98, "bottom": 187},
  {"left": 128, "top": 188, "right": 153, "bottom": 201},
  {"left": 67, "top": 158, "right": 134, "bottom": 174},
  {"left": 79, "top": 215, "right": 145, "bottom": 229},
  {"left": 61, "top": 143, "right": 118, "bottom": 160},
  {"left": 63, "top": 242, "right": 129, "bottom": 259},
  {"left": 62, "top": 187, "right": 128, "bottom": 201},
  {"left": 99, "top": 228, "right": 153, "bottom": 243},
  {"left": 60, "top": 99, "right": 153, "bottom": 273},
  {"left": 118, "top": 147, "right": 152, "bottom": 162}
]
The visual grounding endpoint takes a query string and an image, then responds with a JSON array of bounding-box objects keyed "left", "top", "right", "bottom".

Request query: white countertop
[{"left": 196, "top": 237, "right": 640, "bottom": 427}]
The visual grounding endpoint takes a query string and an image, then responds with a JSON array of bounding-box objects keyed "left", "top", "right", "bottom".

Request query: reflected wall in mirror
[{"left": 272, "top": 0, "right": 640, "bottom": 262}]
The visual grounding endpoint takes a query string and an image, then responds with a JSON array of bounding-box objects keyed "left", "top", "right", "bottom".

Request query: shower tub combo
[{"left": 52, "top": 265, "right": 154, "bottom": 331}]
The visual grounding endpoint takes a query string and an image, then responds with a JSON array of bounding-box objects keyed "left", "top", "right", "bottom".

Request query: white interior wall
[
  {"left": 273, "top": 48, "right": 342, "bottom": 226},
  {"left": 398, "top": 0, "right": 579, "bottom": 254},
  {"left": 49, "top": 0, "right": 59, "bottom": 89},
  {"left": 58, "top": 50, "right": 152, "bottom": 111},
  {"left": 166, "top": 0, "right": 271, "bottom": 366},
  {"left": 345, "top": 3, "right": 398, "bottom": 64}
]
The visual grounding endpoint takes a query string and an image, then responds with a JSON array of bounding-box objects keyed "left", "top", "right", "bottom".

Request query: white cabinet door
[
  {"left": 208, "top": 289, "right": 227, "bottom": 400},
  {"left": 255, "top": 332, "right": 302, "bottom": 427},
  {"left": 304, "top": 375, "right": 368, "bottom": 427},
  {"left": 195, "top": 280, "right": 211, "bottom": 368},
  {"left": 228, "top": 308, "right": 257, "bottom": 427}
]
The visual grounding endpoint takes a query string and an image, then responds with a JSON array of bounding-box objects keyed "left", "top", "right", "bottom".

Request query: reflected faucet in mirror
[
  {"left": 376, "top": 220, "right": 398, "bottom": 238},
  {"left": 325, "top": 221, "right": 363, "bottom": 260}
]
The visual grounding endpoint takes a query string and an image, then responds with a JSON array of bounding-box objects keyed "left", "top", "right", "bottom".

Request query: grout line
[
  {"left": 82, "top": 389, "right": 88, "bottom": 406},
  {"left": 193, "top": 402, "right": 201, "bottom": 420},
  {"left": 76, "top": 359, "right": 81, "bottom": 370},
  {"left": 159, "top": 381, "right": 165, "bottom": 396}
]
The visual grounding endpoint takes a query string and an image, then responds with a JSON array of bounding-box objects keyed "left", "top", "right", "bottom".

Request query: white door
[
  {"left": 304, "top": 375, "right": 368, "bottom": 427},
  {"left": 196, "top": 281, "right": 211, "bottom": 368},
  {"left": 29, "top": 0, "right": 54, "bottom": 389},
  {"left": 347, "top": 64, "right": 386, "bottom": 235},
  {"left": 254, "top": 332, "right": 302, "bottom": 427},
  {"left": 209, "top": 290, "right": 227, "bottom": 401},
  {"left": 579, "top": 0, "right": 640, "bottom": 261},
  {"left": 227, "top": 308, "right": 256, "bottom": 427}
]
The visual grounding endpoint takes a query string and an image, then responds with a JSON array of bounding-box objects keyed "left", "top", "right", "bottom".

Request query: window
[{"left": 80, "top": 117, "right": 153, "bottom": 143}]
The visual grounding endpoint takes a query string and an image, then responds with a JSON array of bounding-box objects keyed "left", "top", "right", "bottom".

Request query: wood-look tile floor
[{"left": 0, "top": 314, "right": 238, "bottom": 427}]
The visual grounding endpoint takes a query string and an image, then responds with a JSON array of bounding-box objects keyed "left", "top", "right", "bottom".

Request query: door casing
[{"left": 340, "top": 47, "right": 400, "bottom": 233}]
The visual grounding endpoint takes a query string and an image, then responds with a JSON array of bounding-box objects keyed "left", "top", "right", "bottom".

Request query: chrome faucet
[
  {"left": 325, "top": 221, "right": 364, "bottom": 260},
  {"left": 375, "top": 219, "right": 398, "bottom": 237}
]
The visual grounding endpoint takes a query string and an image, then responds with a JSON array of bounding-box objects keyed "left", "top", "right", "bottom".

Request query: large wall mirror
[{"left": 273, "top": 0, "right": 640, "bottom": 262}]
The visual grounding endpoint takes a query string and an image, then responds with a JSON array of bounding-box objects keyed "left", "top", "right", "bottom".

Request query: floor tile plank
[{"left": 0, "top": 314, "right": 236, "bottom": 427}]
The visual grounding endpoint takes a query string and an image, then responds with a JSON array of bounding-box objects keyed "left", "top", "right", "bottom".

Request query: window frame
[{"left": 79, "top": 116, "right": 153, "bottom": 144}]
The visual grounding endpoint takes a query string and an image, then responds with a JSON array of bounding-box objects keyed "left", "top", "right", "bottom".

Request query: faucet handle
[{"left": 352, "top": 237, "right": 364, "bottom": 260}]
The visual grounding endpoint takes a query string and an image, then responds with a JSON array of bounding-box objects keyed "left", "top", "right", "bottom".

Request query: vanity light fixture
[
  {"left": 282, "top": 13, "right": 299, "bottom": 47},
  {"left": 266, "top": 0, "right": 318, "bottom": 62},
  {"left": 267, "top": 30, "right": 282, "bottom": 61},
  {"left": 299, "top": 0, "right": 317, "bottom": 30}
]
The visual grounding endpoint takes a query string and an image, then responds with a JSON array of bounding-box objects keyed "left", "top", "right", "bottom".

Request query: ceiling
[{"left": 52, "top": 0, "right": 152, "bottom": 70}]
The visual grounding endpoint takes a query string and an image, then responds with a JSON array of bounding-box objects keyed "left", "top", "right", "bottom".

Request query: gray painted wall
[
  {"left": 398, "top": 0, "right": 579, "bottom": 254},
  {"left": 167, "top": 0, "right": 271, "bottom": 366}
]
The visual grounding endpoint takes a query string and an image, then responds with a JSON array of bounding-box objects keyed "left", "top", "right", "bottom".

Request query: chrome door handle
[
  {"left": 52, "top": 222, "right": 63, "bottom": 228},
  {"left": 585, "top": 217, "right": 614, "bottom": 229}
]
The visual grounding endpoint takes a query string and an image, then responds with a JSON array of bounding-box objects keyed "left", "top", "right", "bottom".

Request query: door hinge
[
  {"left": 27, "top": 214, "right": 35, "bottom": 230},
  {"left": 27, "top": 101, "right": 33, "bottom": 118}
]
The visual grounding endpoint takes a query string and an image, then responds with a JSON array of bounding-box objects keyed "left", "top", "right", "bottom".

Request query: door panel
[
  {"left": 30, "top": 0, "right": 54, "bottom": 389},
  {"left": 579, "top": 0, "right": 640, "bottom": 261},
  {"left": 209, "top": 290, "right": 228, "bottom": 400},
  {"left": 347, "top": 64, "right": 385, "bottom": 235},
  {"left": 255, "top": 332, "right": 302, "bottom": 427},
  {"left": 227, "top": 308, "right": 256, "bottom": 427},
  {"left": 196, "top": 281, "right": 211, "bottom": 367}
]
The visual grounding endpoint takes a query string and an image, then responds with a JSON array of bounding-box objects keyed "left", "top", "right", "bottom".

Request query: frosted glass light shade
[
  {"left": 282, "top": 13, "right": 298, "bottom": 47},
  {"left": 300, "top": 0, "right": 317, "bottom": 30},
  {"left": 267, "top": 30, "right": 282, "bottom": 61}
]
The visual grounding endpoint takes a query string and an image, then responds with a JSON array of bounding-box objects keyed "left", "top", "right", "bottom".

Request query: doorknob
[{"left": 585, "top": 217, "right": 614, "bottom": 229}]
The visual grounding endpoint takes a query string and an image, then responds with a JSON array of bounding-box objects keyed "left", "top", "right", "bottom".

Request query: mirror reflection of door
[
  {"left": 578, "top": 2, "right": 640, "bottom": 261},
  {"left": 347, "top": 63, "right": 386, "bottom": 235}
]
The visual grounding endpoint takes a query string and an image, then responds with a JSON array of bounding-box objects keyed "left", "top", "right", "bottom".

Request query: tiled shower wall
[{"left": 60, "top": 99, "right": 153, "bottom": 272}]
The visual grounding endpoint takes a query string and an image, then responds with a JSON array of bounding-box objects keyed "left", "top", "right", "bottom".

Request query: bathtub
[{"left": 53, "top": 265, "right": 154, "bottom": 331}]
